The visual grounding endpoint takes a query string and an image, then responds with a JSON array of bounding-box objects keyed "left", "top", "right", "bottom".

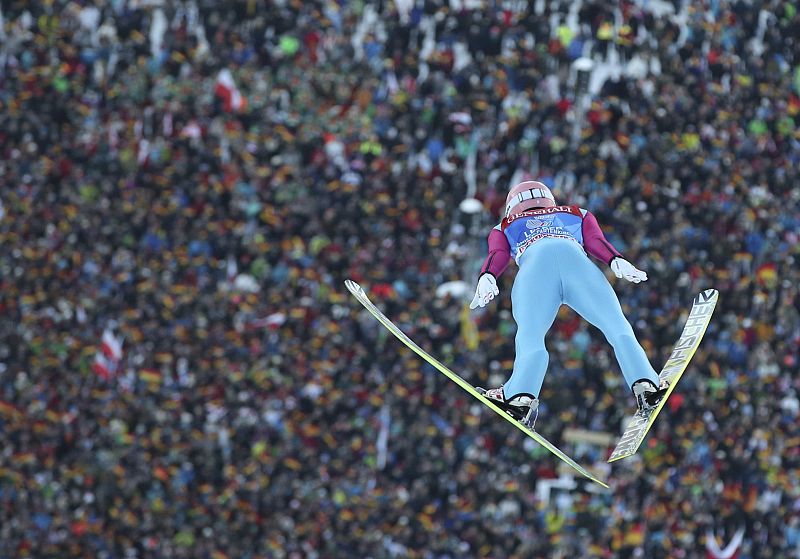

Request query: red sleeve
[
  {"left": 480, "top": 228, "right": 511, "bottom": 278},
  {"left": 581, "top": 211, "right": 623, "bottom": 265}
]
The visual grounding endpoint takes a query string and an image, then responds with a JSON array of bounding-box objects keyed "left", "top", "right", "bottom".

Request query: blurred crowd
[{"left": 1, "top": 0, "right": 799, "bottom": 557}]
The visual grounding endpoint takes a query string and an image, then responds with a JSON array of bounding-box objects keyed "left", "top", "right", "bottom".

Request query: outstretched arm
[
  {"left": 583, "top": 211, "right": 648, "bottom": 283},
  {"left": 480, "top": 228, "right": 511, "bottom": 278},
  {"left": 582, "top": 211, "right": 623, "bottom": 264},
  {"left": 470, "top": 228, "right": 511, "bottom": 309}
]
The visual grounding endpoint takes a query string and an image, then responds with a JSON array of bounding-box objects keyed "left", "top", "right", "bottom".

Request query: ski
[
  {"left": 345, "top": 279, "right": 609, "bottom": 489},
  {"left": 608, "top": 289, "right": 719, "bottom": 462}
]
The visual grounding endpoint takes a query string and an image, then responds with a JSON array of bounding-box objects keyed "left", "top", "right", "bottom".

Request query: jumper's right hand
[{"left": 469, "top": 273, "right": 499, "bottom": 309}]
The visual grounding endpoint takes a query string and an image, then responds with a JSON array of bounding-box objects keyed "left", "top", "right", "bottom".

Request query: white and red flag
[
  {"left": 215, "top": 69, "right": 247, "bottom": 113},
  {"left": 92, "top": 353, "right": 114, "bottom": 380},
  {"left": 101, "top": 329, "right": 123, "bottom": 361},
  {"left": 93, "top": 329, "right": 123, "bottom": 380}
]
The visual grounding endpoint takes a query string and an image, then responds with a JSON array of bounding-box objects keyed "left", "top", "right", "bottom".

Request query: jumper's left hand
[{"left": 611, "top": 258, "right": 648, "bottom": 283}]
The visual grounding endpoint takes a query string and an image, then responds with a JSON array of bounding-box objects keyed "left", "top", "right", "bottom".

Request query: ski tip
[
  {"left": 694, "top": 289, "right": 719, "bottom": 305},
  {"left": 344, "top": 279, "right": 364, "bottom": 297}
]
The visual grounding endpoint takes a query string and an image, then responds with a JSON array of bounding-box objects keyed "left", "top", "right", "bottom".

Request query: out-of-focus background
[{"left": 1, "top": 0, "right": 799, "bottom": 557}]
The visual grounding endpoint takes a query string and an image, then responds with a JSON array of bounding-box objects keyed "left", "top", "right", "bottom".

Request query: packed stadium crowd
[{"left": 1, "top": 0, "right": 799, "bottom": 557}]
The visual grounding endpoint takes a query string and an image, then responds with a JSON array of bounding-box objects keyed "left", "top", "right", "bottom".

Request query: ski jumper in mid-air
[{"left": 470, "top": 181, "right": 667, "bottom": 426}]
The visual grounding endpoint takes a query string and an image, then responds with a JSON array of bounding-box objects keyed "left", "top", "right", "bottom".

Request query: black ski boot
[
  {"left": 632, "top": 378, "right": 669, "bottom": 411},
  {"left": 478, "top": 386, "right": 539, "bottom": 428}
]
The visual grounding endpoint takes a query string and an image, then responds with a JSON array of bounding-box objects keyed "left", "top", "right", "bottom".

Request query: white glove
[
  {"left": 611, "top": 257, "right": 648, "bottom": 283},
  {"left": 469, "top": 273, "right": 499, "bottom": 309}
]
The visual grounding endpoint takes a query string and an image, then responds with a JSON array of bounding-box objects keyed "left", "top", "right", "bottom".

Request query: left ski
[
  {"left": 608, "top": 289, "right": 719, "bottom": 462},
  {"left": 345, "top": 279, "right": 609, "bottom": 489}
]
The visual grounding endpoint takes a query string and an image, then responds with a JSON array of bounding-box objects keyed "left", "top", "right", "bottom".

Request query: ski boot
[
  {"left": 632, "top": 378, "right": 669, "bottom": 412},
  {"left": 478, "top": 386, "right": 539, "bottom": 428}
]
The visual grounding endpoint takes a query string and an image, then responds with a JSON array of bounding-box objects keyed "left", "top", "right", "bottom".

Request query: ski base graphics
[{"left": 608, "top": 289, "right": 719, "bottom": 462}]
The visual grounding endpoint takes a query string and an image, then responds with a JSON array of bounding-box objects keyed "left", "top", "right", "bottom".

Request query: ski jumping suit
[{"left": 479, "top": 205, "right": 660, "bottom": 399}]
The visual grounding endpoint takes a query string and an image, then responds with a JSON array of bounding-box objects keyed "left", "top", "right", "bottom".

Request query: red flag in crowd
[
  {"left": 93, "top": 329, "right": 123, "bottom": 380},
  {"left": 92, "top": 353, "right": 114, "bottom": 380},
  {"left": 215, "top": 69, "right": 247, "bottom": 112},
  {"left": 101, "top": 329, "right": 123, "bottom": 361}
]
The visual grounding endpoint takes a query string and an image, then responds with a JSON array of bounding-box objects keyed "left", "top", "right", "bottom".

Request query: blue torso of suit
[{"left": 499, "top": 205, "right": 587, "bottom": 263}]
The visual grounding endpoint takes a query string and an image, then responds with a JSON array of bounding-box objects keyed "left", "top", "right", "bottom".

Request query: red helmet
[{"left": 505, "top": 181, "right": 556, "bottom": 216}]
